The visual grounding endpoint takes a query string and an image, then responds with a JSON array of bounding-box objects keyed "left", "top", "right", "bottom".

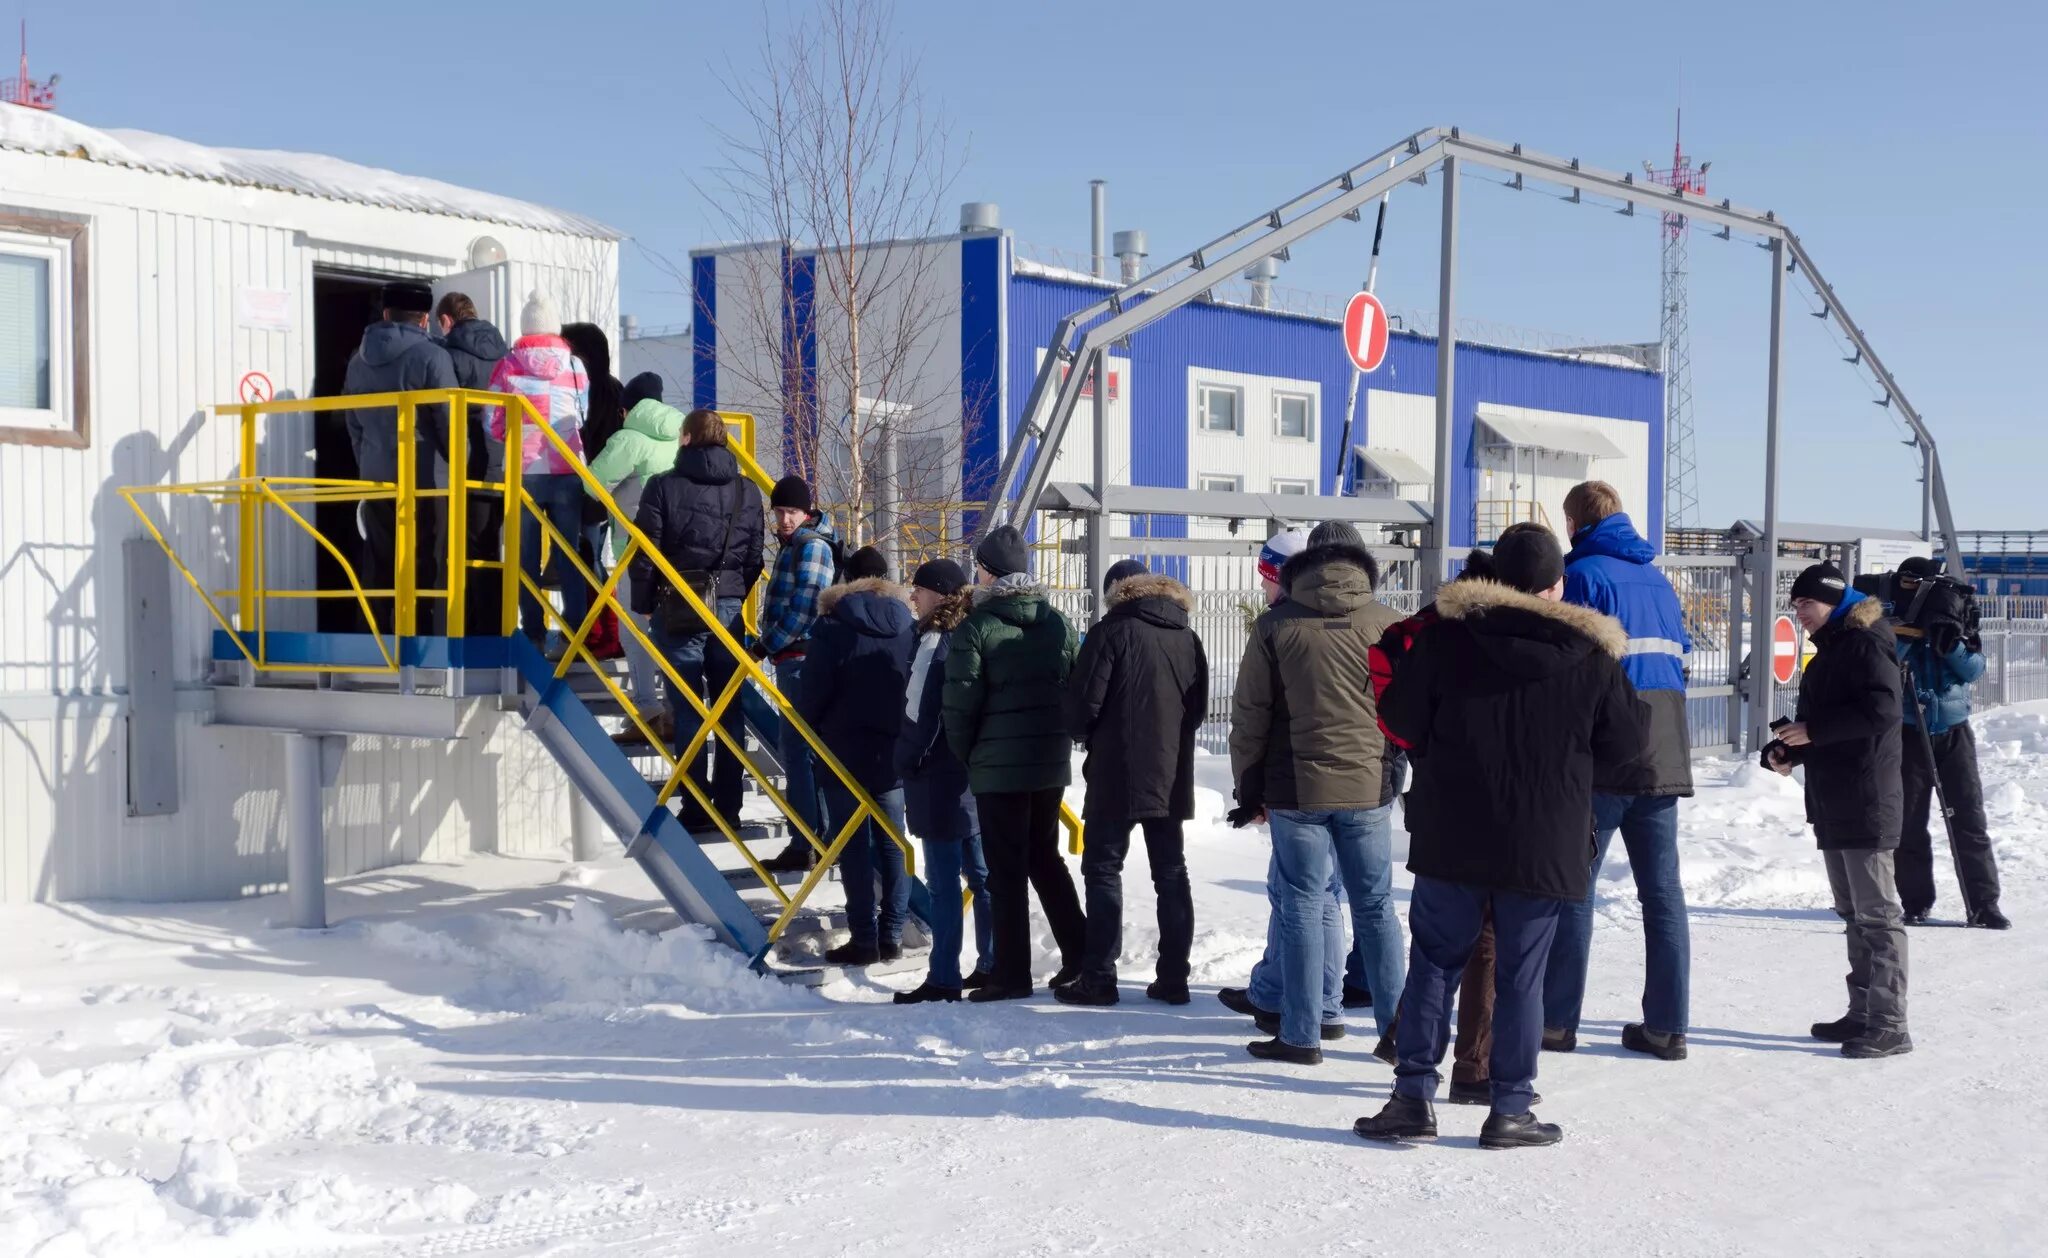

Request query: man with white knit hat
[{"left": 486, "top": 291, "right": 592, "bottom": 647}]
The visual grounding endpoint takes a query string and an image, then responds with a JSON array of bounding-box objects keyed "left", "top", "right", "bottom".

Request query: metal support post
[
  {"left": 1920, "top": 443, "right": 1934, "bottom": 544},
  {"left": 1423, "top": 154, "right": 1460, "bottom": 596},
  {"left": 570, "top": 791, "right": 609, "bottom": 863},
  {"left": 1726, "top": 558, "right": 1747, "bottom": 751},
  {"left": 285, "top": 732, "right": 327, "bottom": 930},
  {"left": 1086, "top": 349, "right": 1110, "bottom": 620},
  {"left": 1749, "top": 238, "right": 1788, "bottom": 753}
]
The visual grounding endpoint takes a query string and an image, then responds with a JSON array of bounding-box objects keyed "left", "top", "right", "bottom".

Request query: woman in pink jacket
[{"left": 488, "top": 291, "right": 591, "bottom": 647}]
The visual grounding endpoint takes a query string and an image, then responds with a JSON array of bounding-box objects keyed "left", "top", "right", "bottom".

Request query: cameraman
[{"left": 1891, "top": 557, "right": 2010, "bottom": 930}]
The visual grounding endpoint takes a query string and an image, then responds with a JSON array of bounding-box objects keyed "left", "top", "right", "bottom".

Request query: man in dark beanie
[
  {"left": 758, "top": 474, "right": 843, "bottom": 872},
  {"left": 1769, "top": 563, "right": 1912, "bottom": 1057},
  {"left": 1102, "top": 557, "right": 1148, "bottom": 591},
  {"left": 944, "top": 525, "right": 1085, "bottom": 1001},
  {"left": 847, "top": 545, "right": 891, "bottom": 581},
  {"left": 1060, "top": 558, "right": 1207, "bottom": 1007},
  {"left": 1357, "top": 521, "right": 1646, "bottom": 1149},
  {"left": 345, "top": 280, "right": 456, "bottom": 633}
]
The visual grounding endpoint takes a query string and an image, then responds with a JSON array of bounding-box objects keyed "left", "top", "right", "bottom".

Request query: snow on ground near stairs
[{"left": 7, "top": 711, "right": 2048, "bottom": 1255}]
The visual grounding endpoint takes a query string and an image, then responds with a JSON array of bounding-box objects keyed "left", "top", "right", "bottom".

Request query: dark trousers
[
  {"left": 1452, "top": 913, "right": 1495, "bottom": 1085},
  {"left": 1899, "top": 720, "right": 2001, "bottom": 915},
  {"left": 463, "top": 491, "right": 504, "bottom": 636},
  {"left": 360, "top": 499, "right": 442, "bottom": 636},
  {"left": 1079, "top": 817, "right": 1194, "bottom": 987},
  {"left": 1393, "top": 876, "right": 1561, "bottom": 1116},
  {"left": 976, "top": 787, "right": 1086, "bottom": 988}
]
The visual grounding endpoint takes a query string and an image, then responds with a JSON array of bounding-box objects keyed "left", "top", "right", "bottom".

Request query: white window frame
[
  {"left": 1272, "top": 390, "right": 1315, "bottom": 442},
  {"left": 0, "top": 211, "right": 88, "bottom": 449},
  {"left": 1196, "top": 382, "right": 1243, "bottom": 435},
  {"left": 1271, "top": 478, "right": 1312, "bottom": 496},
  {"left": 1198, "top": 472, "right": 1244, "bottom": 494}
]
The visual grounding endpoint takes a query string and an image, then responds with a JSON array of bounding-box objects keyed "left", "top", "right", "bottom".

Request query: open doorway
[{"left": 311, "top": 269, "right": 390, "bottom": 632}]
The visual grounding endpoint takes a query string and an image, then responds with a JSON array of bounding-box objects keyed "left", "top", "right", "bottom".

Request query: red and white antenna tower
[
  {"left": 1645, "top": 111, "right": 1707, "bottom": 530},
  {"left": 1, "top": 22, "right": 58, "bottom": 111}
]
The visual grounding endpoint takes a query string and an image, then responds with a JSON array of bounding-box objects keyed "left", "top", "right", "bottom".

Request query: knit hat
[
  {"left": 1455, "top": 547, "right": 1496, "bottom": 584},
  {"left": 975, "top": 525, "right": 1029, "bottom": 578},
  {"left": 1791, "top": 562, "right": 1849, "bottom": 607},
  {"left": 519, "top": 289, "right": 561, "bottom": 337},
  {"left": 1308, "top": 520, "right": 1365, "bottom": 549},
  {"left": 1257, "top": 527, "right": 1311, "bottom": 587},
  {"left": 912, "top": 558, "right": 967, "bottom": 597},
  {"left": 847, "top": 545, "right": 890, "bottom": 581},
  {"left": 623, "top": 371, "right": 664, "bottom": 411},
  {"left": 1493, "top": 525, "right": 1566, "bottom": 595},
  {"left": 379, "top": 281, "right": 434, "bottom": 315},
  {"left": 1103, "top": 558, "right": 1148, "bottom": 593},
  {"left": 1897, "top": 555, "right": 1939, "bottom": 582},
  {"left": 769, "top": 476, "right": 813, "bottom": 512}
]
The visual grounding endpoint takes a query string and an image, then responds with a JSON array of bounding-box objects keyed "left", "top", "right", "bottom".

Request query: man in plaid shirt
[{"left": 758, "top": 475, "right": 842, "bottom": 872}]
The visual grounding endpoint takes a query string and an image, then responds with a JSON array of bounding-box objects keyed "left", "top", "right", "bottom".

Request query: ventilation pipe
[
  {"left": 960, "top": 202, "right": 1001, "bottom": 233},
  {"left": 1113, "top": 229, "right": 1148, "bottom": 284},
  {"left": 1244, "top": 256, "right": 1281, "bottom": 309},
  {"left": 1090, "top": 180, "right": 1107, "bottom": 279}
]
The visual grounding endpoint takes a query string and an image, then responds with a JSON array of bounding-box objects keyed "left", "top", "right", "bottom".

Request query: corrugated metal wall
[{"left": 0, "top": 153, "right": 607, "bottom": 903}]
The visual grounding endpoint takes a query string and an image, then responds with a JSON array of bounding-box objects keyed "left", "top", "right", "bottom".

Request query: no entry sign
[
  {"left": 238, "top": 371, "right": 273, "bottom": 405},
  {"left": 1342, "top": 291, "right": 1391, "bottom": 374},
  {"left": 1772, "top": 615, "right": 1800, "bottom": 685}
]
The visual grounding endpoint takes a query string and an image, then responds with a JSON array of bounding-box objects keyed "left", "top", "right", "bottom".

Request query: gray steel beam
[
  {"left": 284, "top": 732, "right": 327, "bottom": 930},
  {"left": 1750, "top": 238, "right": 1789, "bottom": 752},
  {"left": 1039, "top": 481, "right": 1431, "bottom": 525},
  {"left": 213, "top": 685, "right": 477, "bottom": 740},
  {"left": 1441, "top": 133, "right": 1783, "bottom": 242},
  {"left": 1086, "top": 349, "right": 1110, "bottom": 621},
  {"left": 1424, "top": 154, "right": 1461, "bottom": 595}
]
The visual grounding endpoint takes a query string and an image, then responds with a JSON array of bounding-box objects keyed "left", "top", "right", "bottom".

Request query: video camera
[{"left": 1852, "top": 561, "right": 1980, "bottom": 655}]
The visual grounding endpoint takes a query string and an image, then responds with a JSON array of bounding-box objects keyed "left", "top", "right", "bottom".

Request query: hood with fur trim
[
  {"left": 1435, "top": 578, "right": 1628, "bottom": 680},
  {"left": 1280, "top": 542, "right": 1380, "bottom": 615},
  {"left": 1108, "top": 572, "right": 1193, "bottom": 611},
  {"left": 818, "top": 577, "right": 912, "bottom": 639}
]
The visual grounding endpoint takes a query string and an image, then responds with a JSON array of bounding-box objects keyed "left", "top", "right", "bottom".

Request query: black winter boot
[
  {"left": 1970, "top": 904, "right": 2013, "bottom": 930},
  {"left": 1255, "top": 1011, "right": 1347, "bottom": 1041},
  {"left": 1810, "top": 1015, "right": 1866, "bottom": 1043},
  {"left": 961, "top": 969, "right": 993, "bottom": 991},
  {"left": 1621, "top": 1023, "right": 1689, "bottom": 1061},
  {"left": 824, "top": 940, "right": 880, "bottom": 966},
  {"left": 1480, "top": 1110, "right": 1564, "bottom": 1149},
  {"left": 1841, "top": 1029, "right": 1914, "bottom": 1059},
  {"left": 1246, "top": 1037, "right": 1322, "bottom": 1066},
  {"left": 763, "top": 844, "right": 816, "bottom": 873},
  {"left": 1218, "top": 987, "right": 1275, "bottom": 1019},
  {"left": 879, "top": 940, "right": 904, "bottom": 963},
  {"left": 1146, "top": 980, "right": 1191, "bottom": 1006},
  {"left": 1353, "top": 1094, "right": 1437, "bottom": 1142},
  {"left": 892, "top": 981, "right": 962, "bottom": 1005},
  {"left": 1541, "top": 1027, "right": 1577, "bottom": 1053},
  {"left": 1448, "top": 1081, "right": 1543, "bottom": 1107},
  {"left": 1342, "top": 982, "right": 1373, "bottom": 1010},
  {"left": 967, "top": 981, "right": 1033, "bottom": 1003},
  {"left": 1053, "top": 978, "right": 1120, "bottom": 1007},
  {"left": 1048, "top": 964, "right": 1082, "bottom": 990}
]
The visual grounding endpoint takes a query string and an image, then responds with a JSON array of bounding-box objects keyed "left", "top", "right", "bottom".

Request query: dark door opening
[{"left": 311, "top": 270, "right": 391, "bottom": 633}]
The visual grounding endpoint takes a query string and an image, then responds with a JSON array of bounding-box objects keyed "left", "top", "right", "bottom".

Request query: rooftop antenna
[
  {"left": 1, "top": 21, "right": 58, "bottom": 111},
  {"left": 1645, "top": 109, "right": 1707, "bottom": 530}
]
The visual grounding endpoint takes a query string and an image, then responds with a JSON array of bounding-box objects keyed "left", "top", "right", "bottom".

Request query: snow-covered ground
[{"left": 8, "top": 709, "right": 2048, "bottom": 1256}]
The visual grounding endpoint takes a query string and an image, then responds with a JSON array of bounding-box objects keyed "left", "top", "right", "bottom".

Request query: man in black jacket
[
  {"left": 1768, "top": 563, "right": 1912, "bottom": 1059},
  {"left": 1058, "top": 560, "right": 1209, "bottom": 1007},
  {"left": 1356, "top": 526, "right": 1647, "bottom": 1150},
  {"left": 434, "top": 292, "right": 509, "bottom": 634}
]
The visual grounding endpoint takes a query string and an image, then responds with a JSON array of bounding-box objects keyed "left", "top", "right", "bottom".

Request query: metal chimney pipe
[
  {"left": 1244, "top": 256, "right": 1281, "bottom": 309},
  {"left": 1113, "top": 229, "right": 1148, "bottom": 284},
  {"left": 1090, "top": 180, "right": 1107, "bottom": 279}
]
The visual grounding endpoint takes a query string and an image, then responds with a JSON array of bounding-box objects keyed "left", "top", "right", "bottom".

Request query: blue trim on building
[
  {"left": 211, "top": 631, "right": 513, "bottom": 669},
  {"left": 692, "top": 254, "right": 717, "bottom": 410},
  {"left": 959, "top": 235, "right": 1005, "bottom": 515},
  {"left": 781, "top": 248, "right": 818, "bottom": 473}
]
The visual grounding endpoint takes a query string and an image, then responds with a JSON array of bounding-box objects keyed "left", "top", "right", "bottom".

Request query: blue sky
[{"left": 23, "top": 0, "right": 2045, "bottom": 529}]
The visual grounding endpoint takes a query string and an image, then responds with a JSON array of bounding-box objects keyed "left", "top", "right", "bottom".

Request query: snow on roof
[{"left": 0, "top": 104, "right": 619, "bottom": 240}]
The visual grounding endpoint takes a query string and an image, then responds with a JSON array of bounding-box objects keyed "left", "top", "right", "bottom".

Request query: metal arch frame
[{"left": 977, "top": 123, "right": 1967, "bottom": 585}]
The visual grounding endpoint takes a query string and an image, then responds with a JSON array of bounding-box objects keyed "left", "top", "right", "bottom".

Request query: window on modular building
[
  {"left": 1197, "top": 383, "right": 1242, "bottom": 434},
  {"left": 1273, "top": 391, "right": 1314, "bottom": 441},
  {"left": 0, "top": 213, "right": 87, "bottom": 447},
  {"left": 1272, "top": 478, "right": 1311, "bottom": 495},
  {"left": 1198, "top": 473, "right": 1243, "bottom": 494}
]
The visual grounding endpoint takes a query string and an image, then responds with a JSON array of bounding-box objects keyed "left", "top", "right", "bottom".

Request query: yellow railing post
[
  {"left": 500, "top": 397, "right": 525, "bottom": 638},
  {"left": 446, "top": 388, "right": 469, "bottom": 637},
  {"left": 396, "top": 398, "right": 417, "bottom": 640},
  {"left": 237, "top": 404, "right": 258, "bottom": 645}
]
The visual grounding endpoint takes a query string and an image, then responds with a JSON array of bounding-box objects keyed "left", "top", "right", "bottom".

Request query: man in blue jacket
[
  {"left": 1892, "top": 557, "right": 2009, "bottom": 929},
  {"left": 1541, "top": 482, "right": 1694, "bottom": 1062}
]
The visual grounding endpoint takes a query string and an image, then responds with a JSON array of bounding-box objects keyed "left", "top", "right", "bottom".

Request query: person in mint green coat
[{"left": 587, "top": 372, "right": 684, "bottom": 708}]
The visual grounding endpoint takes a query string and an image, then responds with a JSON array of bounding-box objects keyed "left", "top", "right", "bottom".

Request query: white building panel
[{"left": 1187, "top": 366, "right": 1325, "bottom": 536}]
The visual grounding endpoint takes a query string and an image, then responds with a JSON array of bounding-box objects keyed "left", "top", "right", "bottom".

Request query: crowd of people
[{"left": 340, "top": 287, "right": 2012, "bottom": 1151}]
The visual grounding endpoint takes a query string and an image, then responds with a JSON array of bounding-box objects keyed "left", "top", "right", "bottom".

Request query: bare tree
[{"left": 696, "top": 0, "right": 968, "bottom": 550}]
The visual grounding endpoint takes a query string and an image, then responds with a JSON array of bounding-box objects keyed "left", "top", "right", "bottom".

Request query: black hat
[
  {"left": 1897, "top": 555, "right": 1939, "bottom": 582},
  {"left": 381, "top": 281, "right": 435, "bottom": 315},
  {"left": 770, "top": 475, "right": 813, "bottom": 512},
  {"left": 623, "top": 371, "right": 664, "bottom": 412},
  {"left": 1103, "top": 558, "right": 1148, "bottom": 592},
  {"left": 847, "top": 545, "right": 890, "bottom": 581},
  {"left": 1456, "top": 548, "right": 1496, "bottom": 584},
  {"left": 912, "top": 558, "right": 967, "bottom": 597},
  {"left": 1308, "top": 520, "right": 1365, "bottom": 549},
  {"left": 975, "top": 525, "right": 1029, "bottom": 578},
  {"left": 1493, "top": 526, "right": 1566, "bottom": 595},
  {"left": 1791, "top": 562, "right": 1849, "bottom": 607}
]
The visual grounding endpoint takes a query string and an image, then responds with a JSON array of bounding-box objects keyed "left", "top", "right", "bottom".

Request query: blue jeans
[
  {"left": 922, "top": 832, "right": 994, "bottom": 987},
  {"left": 822, "top": 780, "right": 909, "bottom": 949},
  {"left": 1269, "top": 805, "right": 1404, "bottom": 1047},
  {"left": 651, "top": 598, "right": 747, "bottom": 825},
  {"left": 1542, "top": 793, "right": 1690, "bottom": 1036},
  {"left": 1247, "top": 850, "right": 1345, "bottom": 1022},
  {"left": 1394, "top": 876, "right": 1561, "bottom": 1115},
  {"left": 518, "top": 474, "right": 591, "bottom": 641},
  {"left": 774, "top": 657, "right": 825, "bottom": 852}
]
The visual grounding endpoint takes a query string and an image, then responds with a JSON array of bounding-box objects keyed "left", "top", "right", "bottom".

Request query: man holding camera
[{"left": 1890, "top": 557, "right": 2010, "bottom": 930}]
